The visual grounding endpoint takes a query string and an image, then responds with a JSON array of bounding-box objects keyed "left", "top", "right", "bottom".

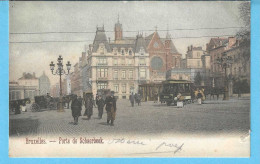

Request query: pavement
[{"left": 9, "top": 97, "right": 250, "bottom": 137}]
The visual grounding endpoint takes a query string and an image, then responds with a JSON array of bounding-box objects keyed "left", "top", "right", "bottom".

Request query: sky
[{"left": 9, "top": 1, "right": 245, "bottom": 85}]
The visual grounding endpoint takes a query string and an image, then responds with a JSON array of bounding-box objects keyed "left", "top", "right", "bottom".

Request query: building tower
[{"left": 114, "top": 14, "right": 123, "bottom": 42}]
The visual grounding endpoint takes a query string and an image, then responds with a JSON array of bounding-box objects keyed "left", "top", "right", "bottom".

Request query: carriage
[
  {"left": 9, "top": 98, "right": 31, "bottom": 112},
  {"left": 30, "top": 95, "right": 59, "bottom": 112}
]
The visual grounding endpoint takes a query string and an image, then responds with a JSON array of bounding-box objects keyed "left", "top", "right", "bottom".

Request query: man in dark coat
[
  {"left": 136, "top": 93, "right": 141, "bottom": 106},
  {"left": 84, "top": 93, "right": 93, "bottom": 120},
  {"left": 14, "top": 101, "right": 21, "bottom": 114},
  {"left": 105, "top": 91, "right": 117, "bottom": 126},
  {"left": 71, "top": 95, "right": 81, "bottom": 125},
  {"left": 96, "top": 95, "right": 105, "bottom": 119},
  {"left": 129, "top": 93, "right": 135, "bottom": 107}
]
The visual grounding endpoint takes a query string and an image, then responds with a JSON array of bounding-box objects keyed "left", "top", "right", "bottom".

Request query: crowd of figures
[
  {"left": 70, "top": 91, "right": 117, "bottom": 126},
  {"left": 129, "top": 93, "right": 142, "bottom": 107}
]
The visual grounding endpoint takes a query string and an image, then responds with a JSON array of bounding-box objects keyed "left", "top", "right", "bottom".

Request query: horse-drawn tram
[{"left": 160, "top": 80, "right": 193, "bottom": 106}]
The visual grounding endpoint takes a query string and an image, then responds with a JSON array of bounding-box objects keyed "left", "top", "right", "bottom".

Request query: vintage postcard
[{"left": 9, "top": 1, "right": 250, "bottom": 157}]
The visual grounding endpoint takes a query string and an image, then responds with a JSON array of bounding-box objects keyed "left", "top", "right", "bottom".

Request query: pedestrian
[
  {"left": 83, "top": 93, "right": 93, "bottom": 120},
  {"left": 153, "top": 92, "right": 158, "bottom": 103},
  {"left": 197, "top": 90, "right": 203, "bottom": 105},
  {"left": 95, "top": 94, "right": 99, "bottom": 107},
  {"left": 137, "top": 93, "right": 141, "bottom": 106},
  {"left": 77, "top": 96, "right": 83, "bottom": 116},
  {"left": 71, "top": 95, "right": 81, "bottom": 125},
  {"left": 105, "top": 91, "right": 117, "bottom": 126},
  {"left": 97, "top": 95, "right": 105, "bottom": 119},
  {"left": 129, "top": 93, "right": 135, "bottom": 107},
  {"left": 14, "top": 101, "right": 21, "bottom": 114}
]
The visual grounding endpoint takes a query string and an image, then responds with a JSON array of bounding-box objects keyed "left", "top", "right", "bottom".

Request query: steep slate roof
[
  {"left": 92, "top": 27, "right": 111, "bottom": 53},
  {"left": 145, "top": 33, "right": 154, "bottom": 47},
  {"left": 18, "top": 73, "right": 38, "bottom": 80},
  {"left": 134, "top": 35, "right": 147, "bottom": 53},
  {"left": 211, "top": 38, "right": 228, "bottom": 47},
  {"left": 169, "top": 41, "right": 179, "bottom": 54}
]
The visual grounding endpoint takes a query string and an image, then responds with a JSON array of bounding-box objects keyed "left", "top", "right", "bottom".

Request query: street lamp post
[
  {"left": 49, "top": 55, "right": 71, "bottom": 112},
  {"left": 216, "top": 55, "right": 233, "bottom": 100}
]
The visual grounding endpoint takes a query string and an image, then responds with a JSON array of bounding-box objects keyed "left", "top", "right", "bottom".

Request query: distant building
[
  {"left": 206, "top": 37, "right": 237, "bottom": 88},
  {"left": 39, "top": 71, "right": 50, "bottom": 95},
  {"left": 17, "top": 72, "right": 39, "bottom": 99},
  {"left": 166, "top": 68, "right": 205, "bottom": 84},
  {"left": 184, "top": 45, "right": 205, "bottom": 69},
  {"left": 71, "top": 62, "right": 82, "bottom": 96},
  {"left": 9, "top": 81, "right": 39, "bottom": 101}
]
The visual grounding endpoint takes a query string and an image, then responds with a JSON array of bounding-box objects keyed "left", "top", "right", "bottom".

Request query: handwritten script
[{"left": 108, "top": 138, "right": 184, "bottom": 154}]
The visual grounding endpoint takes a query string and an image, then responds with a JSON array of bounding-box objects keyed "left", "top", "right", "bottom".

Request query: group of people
[
  {"left": 70, "top": 91, "right": 117, "bottom": 126},
  {"left": 129, "top": 93, "right": 141, "bottom": 107}
]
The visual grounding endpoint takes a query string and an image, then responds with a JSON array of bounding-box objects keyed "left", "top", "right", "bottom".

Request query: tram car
[{"left": 160, "top": 80, "right": 193, "bottom": 106}]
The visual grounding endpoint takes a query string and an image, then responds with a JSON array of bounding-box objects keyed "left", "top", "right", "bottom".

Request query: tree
[
  {"left": 236, "top": 2, "right": 250, "bottom": 77},
  {"left": 194, "top": 72, "right": 202, "bottom": 86},
  {"left": 237, "top": 2, "right": 250, "bottom": 41}
]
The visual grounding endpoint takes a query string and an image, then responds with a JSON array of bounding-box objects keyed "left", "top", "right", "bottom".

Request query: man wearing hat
[
  {"left": 83, "top": 92, "right": 94, "bottom": 119},
  {"left": 71, "top": 95, "right": 81, "bottom": 125},
  {"left": 105, "top": 91, "right": 117, "bottom": 126}
]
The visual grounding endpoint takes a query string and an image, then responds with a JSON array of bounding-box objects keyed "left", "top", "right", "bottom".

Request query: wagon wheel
[{"left": 31, "top": 103, "right": 40, "bottom": 112}]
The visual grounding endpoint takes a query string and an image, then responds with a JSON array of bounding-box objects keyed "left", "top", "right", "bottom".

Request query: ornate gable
[{"left": 147, "top": 32, "right": 165, "bottom": 52}]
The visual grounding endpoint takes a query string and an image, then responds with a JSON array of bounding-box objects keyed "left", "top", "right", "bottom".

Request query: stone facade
[
  {"left": 39, "top": 72, "right": 51, "bottom": 96},
  {"left": 69, "top": 20, "right": 181, "bottom": 99},
  {"left": 17, "top": 72, "right": 39, "bottom": 99}
]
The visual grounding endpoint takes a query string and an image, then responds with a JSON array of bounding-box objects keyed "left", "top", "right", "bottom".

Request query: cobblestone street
[{"left": 9, "top": 97, "right": 250, "bottom": 137}]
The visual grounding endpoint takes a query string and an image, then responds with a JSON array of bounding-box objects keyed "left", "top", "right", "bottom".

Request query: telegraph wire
[
  {"left": 9, "top": 26, "right": 245, "bottom": 35},
  {"left": 9, "top": 34, "right": 236, "bottom": 44}
]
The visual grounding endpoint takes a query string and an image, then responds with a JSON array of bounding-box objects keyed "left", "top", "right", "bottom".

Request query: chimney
[
  {"left": 108, "top": 37, "right": 111, "bottom": 43},
  {"left": 191, "top": 45, "right": 193, "bottom": 50},
  {"left": 89, "top": 44, "right": 93, "bottom": 52}
]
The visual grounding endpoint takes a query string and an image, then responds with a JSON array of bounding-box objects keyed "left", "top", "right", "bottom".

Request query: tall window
[
  {"left": 139, "top": 58, "right": 145, "bottom": 65},
  {"left": 129, "top": 70, "right": 133, "bottom": 79},
  {"left": 114, "top": 70, "right": 118, "bottom": 79},
  {"left": 114, "top": 84, "right": 119, "bottom": 93},
  {"left": 130, "top": 85, "right": 134, "bottom": 93},
  {"left": 121, "top": 59, "right": 126, "bottom": 65},
  {"left": 97, "top": 83, "right": 107, "bottom": 89},
  {"left": 122, "top": 70, "right": 126, "bottom": 79},
  {"left": 128, "top": 59, "right": 133, "bottom": 65},
  {"left": 129, "top": 50, "right": 132, "bottom": 55},
  {"left": 97, "top": 68, "right": 108, "bottom": 77},
  {"left": 113, "top": 58, "right": 118, "bottom": 65},
  {"left": 121, "top": 49, "right": 125, "bottom": 55},
  {"left": 197, "top": 61, "right": 200, "bottom": 67},
  {"left": 122, "top": 84, "right": 126, "bottom": 93},
  {"left": 140, "top": 68, "right": 146, "bottom": 78},
  {"left": 98, "top": 58, "right": 107, "bottom": 65}
]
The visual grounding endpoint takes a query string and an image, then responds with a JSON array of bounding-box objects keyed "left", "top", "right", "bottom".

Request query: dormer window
[
  {"left": 140, "top": 47, "right": 144, "bottom": 55},
  {"left": 129, "top": 50, "right": 132, "bottom": 55},
  {"left": 121, "top": 50, "right": 125, "bottom": 55}
]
